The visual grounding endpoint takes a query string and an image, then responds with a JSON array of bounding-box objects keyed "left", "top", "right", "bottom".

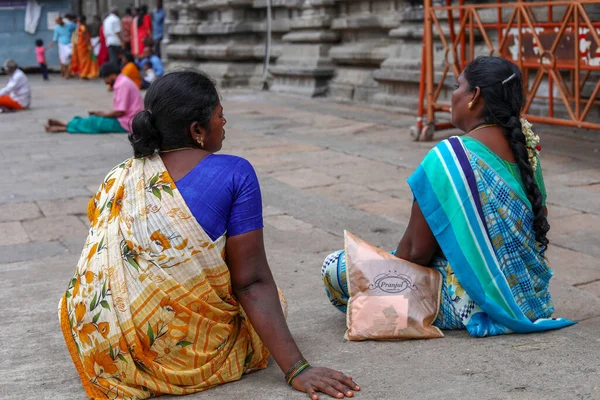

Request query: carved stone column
[
  {"left": 164, "top": 0, "right": 291, "bottom": 88},
  {"left": 328, "top": 0, "right": 402, "bottom": 103},
  {"left": 372, "top": 6, "right": 456, "bottom": 112},
  {"left": 270, "top": 0, "right": 339, "bottom": 97}
]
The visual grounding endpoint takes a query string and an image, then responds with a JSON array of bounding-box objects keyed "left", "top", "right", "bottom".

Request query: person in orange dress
[
  {"left": 71, "top": 15, "right": 99, "bottom": 79},
  {"left": 120, "top": 52, "right": 142, "bottom": 88}
]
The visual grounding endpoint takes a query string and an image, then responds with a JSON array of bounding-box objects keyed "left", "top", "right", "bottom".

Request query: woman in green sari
[{"left": 322, "top": 56, "right": 574, "bottom": 336}]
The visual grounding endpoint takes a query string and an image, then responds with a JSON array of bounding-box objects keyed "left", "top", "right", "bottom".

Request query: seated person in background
[
  {"left": 120, "top": 52, "right": 142, "bottom": 88},
  {"left": 136, "top": 47, "right": 164, "bottom": 77},
  {"left": 45, "top": 63, "right": 143, "bottom": 134},
  {"left": 0, "top": 59, "right": 31, "bottom": 111},
  {"left": 141, "top": 61, "right": 156, "bottom": 89}
]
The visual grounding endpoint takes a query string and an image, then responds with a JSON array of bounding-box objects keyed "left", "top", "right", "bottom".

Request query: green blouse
[{"left": 462, "top": 136, "right": 547, "bottom": 206}]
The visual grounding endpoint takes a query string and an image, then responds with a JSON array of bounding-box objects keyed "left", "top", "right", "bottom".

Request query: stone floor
[{"left": 1, "top": 75, "right": 600, "bottom": 400}]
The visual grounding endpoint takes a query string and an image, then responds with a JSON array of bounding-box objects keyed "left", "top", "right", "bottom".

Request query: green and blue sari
[{"left": 322, "top": 136, "right": 575, "bottom": 337}]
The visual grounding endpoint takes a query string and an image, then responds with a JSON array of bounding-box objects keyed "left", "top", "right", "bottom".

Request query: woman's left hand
[{"left": 291, "top": 366, "right": 360, "bottom": 400}]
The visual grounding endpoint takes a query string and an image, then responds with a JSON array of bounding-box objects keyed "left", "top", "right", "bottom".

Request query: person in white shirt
[
  {"left": 0, "top": 59, "right": 31, "bottom": 111},
  {"left": 141, "top": 61, "right": 157, "bottom": 89},
  {"left": 103, "top": 7, "right": 122, "bottom": 65}
]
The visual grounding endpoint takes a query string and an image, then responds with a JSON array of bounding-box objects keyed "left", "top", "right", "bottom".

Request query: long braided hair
[{"left": 464, "top": 56, "right": 549, "bottom": 252}]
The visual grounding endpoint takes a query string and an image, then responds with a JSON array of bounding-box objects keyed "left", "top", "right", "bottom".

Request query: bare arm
[
  {"left": 395, "top": 201, "right": 438, "bottom": 266},
  {"left": 226, "top": 230, "right": 359, "bottom": 400},
  {"left": 226, "top": 230, "right": 302, "bottom": 371}
]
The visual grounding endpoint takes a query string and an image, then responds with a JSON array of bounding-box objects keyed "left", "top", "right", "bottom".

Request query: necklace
[
  {"left": 159, "top": 147, "right": 195, "bottom": 153},
  {"left": 469, "top": 123, "right": 497, "bottom": 134}
]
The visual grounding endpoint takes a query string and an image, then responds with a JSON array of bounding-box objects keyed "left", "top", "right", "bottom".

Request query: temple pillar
[{"left": 269, "top": 0, "right": 339, "bottom": 97}]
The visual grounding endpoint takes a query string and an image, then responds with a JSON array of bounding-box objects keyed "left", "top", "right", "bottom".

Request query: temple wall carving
[{"left": 164, "top": 0, "right": 600, "bottom": 119}]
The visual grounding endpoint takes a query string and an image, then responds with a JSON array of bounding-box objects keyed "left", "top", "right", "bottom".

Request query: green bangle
[{"left": 285, "top": 358, "right": 310, "bottom": 386}]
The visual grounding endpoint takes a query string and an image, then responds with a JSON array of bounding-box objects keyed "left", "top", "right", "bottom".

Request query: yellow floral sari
[{"left": 59, "top": 155, "right": 269, "bottom": 399}]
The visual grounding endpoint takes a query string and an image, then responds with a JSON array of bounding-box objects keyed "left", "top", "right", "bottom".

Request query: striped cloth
[{"left": 408, "top": 137, "right": 574, "bottom": 336}]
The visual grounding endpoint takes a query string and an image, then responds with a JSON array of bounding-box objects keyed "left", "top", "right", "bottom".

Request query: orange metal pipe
[
  {"left": 418, "top": 0, "right": 600, "bottom": 134},
  {"left": 525, "top": 115, "right": 600, "bottom": 130},
  {"left": 517, "top": 2, "right": 523, "bottom": 72},
  {"left": 574, "top": 5, "right": 580, "bottom": 120},
  {"left": 435, "top": 122, "right": 454, "bottom": 130},
  {"left": 478, "top": 21, "right": 600, "bottom": 29},
  {"left": 425, "top": 0, "right": 435, "bottom": 124},
  {"left": 431, "top": 1, "right": 600, "bottom": 11},
  {"left": 417, "top": 32, "right": 427, "bottom": 132},
  {"left": 460, "top": 0, "right": 466, "bottom": 66},
  {"left": 548, "top": 73, "right": 554, "bottom": 118},
  {"left": 433, "top": 104, "right": 452, "bottom": 112},
  {"left": 469, "top": 9, "right": 475, "bottom": 61},
  {"left": 497, "top": 0, "right": 503, "bottom": 55},
  {"left": 447, "top": 0, "right": 456, "bottom": 44},
  {"left": 581, "top": 81, "right": 600, "bottom": 121}
]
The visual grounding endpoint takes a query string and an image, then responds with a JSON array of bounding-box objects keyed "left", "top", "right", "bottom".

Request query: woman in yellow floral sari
[{"left": 59, "top": 71, "right": 359, "bottom": 400}]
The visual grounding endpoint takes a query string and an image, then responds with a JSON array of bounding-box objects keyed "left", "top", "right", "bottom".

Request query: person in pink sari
[{"left": 131, "top": 5, "right": 152, "bottom": 57}]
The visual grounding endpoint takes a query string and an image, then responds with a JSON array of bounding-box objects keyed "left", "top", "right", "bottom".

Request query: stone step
[
  {"left": 331, "top": 14, "right": 404, "bottom": 31},
  {"left": 166, "top": 43, "right": 282, "bottom": 61},
  {"left": 329, "top": 42, "right": 393, "bottom": 67},
  {"left": 193, "top": 0, "right": 255, "bottom": 11}
]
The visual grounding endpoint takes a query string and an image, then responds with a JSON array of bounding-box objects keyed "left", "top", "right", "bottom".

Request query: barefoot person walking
[{"left": 48, "top": 16, "right": 76, "bottom": 79}]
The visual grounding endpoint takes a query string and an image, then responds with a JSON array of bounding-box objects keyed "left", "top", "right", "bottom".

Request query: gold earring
[
  {"left": 197, "top": 138, "right": 204, "bottom": 148},
  {"left": 468, "top": 101, "right": 474, "bottom": 109}
]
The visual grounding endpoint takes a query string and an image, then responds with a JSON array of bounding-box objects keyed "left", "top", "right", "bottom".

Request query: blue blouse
[{"left": 176, "top": 154, "right": 264, "bottom": 241}]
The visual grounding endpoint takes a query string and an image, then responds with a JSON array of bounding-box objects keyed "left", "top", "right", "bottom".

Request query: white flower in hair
[{"left": 520, "top": 118, "right": 540, "bottom": 172}]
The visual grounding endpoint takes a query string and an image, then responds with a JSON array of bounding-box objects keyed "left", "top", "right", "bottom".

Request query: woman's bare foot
[
  {"left": 47, "top": 119, "right": 64, "bottom": 127},
  {"left": 45, "top": 125, "right": 66, "bottom": 133}
]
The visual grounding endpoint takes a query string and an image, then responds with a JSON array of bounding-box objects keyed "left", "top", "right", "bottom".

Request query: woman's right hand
[{"left": 291, "top": 366, "right": 360, "bottom": 400}]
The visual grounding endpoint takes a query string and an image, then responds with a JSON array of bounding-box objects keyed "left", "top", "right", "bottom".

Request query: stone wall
[
  {"left": 164, "top": 0, "right": 294, "bottom": 87},
  {"left": 328, "top": 1, "right": 403, "bottom": 103},
  {"left": 164, "top": 0, "right": 600, "bottom": 120}
]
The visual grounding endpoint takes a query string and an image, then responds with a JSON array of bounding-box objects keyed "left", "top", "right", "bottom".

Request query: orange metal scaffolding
[{"left": 413, "top": 0, "right": 600, "bottom": 141}]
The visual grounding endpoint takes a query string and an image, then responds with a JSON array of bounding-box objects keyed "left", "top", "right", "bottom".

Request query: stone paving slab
[
  {"left": 36, "top": 197, "right": 91, "bottom": 217},
  {"left": 308, "top": 183, "right": 391, "bottom": 207},
  {"left": 1, "top": 76, "right": 599, "bottom": 400},
  {"left": 0, "top": 221, "right": 30, "bottom": 245},
  {"left": 578, "top": 280, "right": 600, "bottom": 297},
  {"left": 272, "top": 168, "right": 340, "bottom": 189},
  {"left": 0, "top": 202, "right": 42, "bottom": 222},
  {"left": 22, "top": 216, "right": 89, "bottom": 242},
  {"left": 546, "top": 245, "right": 600, "bottom": 287}
]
